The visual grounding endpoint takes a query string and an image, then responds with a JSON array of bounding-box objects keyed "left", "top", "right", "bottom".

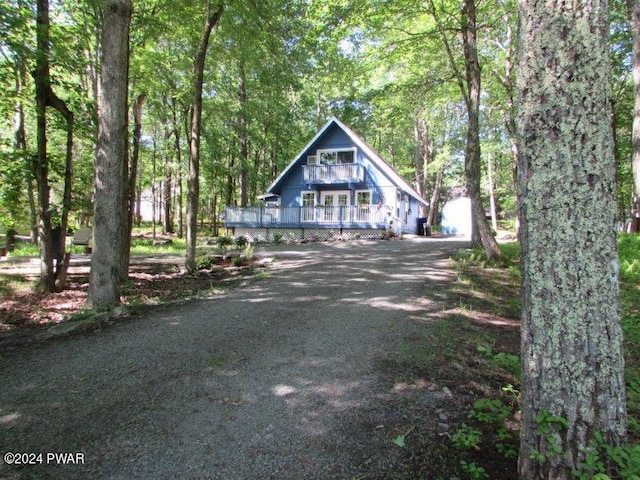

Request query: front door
[{"left": 320, "top": 191, "right": 350, "bottom": 222}]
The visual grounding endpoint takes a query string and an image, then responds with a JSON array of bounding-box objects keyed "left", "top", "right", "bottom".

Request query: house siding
[
  {"left": 227, "top": 117, "right": 429, "bottom": 236},
  {"left": 278, "top": 128, "right": 400, "bottom": 210}
]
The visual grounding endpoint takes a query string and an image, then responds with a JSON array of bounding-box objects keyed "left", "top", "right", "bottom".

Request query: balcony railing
[
  {"left": 225, "top": 205, "right": 390, "bottom": 228},
  {"left": 302, "top": 164, "right": 365, "bottom": 184}
]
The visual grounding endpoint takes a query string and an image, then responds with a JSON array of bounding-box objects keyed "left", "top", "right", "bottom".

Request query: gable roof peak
[{"left": 265, "top": 117, "right": 428, "bottom": 207}]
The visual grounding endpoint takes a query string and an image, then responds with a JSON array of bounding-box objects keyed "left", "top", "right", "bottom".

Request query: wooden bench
[{"left": 72, "top": 227, "right": 92, "bottom": 253}]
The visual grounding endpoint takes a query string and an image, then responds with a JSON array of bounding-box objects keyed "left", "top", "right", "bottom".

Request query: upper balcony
[{"left": 302, "top": 163, "right": 365, "bottom": 184}]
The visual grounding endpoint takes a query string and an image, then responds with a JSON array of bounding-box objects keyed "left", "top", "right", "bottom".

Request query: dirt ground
[
  {"left": 1, "top": 253, "right": 255, "bottom": 332},
  {"left": 1, "top": 239, "right": 521, "bottom": 479}
]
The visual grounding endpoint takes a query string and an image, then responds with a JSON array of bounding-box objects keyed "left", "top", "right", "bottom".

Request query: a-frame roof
[{"left": 265, "top": 117, "right": 428, "bottom": 206}]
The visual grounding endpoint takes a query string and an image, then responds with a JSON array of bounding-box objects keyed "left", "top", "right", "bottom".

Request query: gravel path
[{"left": 0, "top": 237, "right": 468, "bottom": 479}]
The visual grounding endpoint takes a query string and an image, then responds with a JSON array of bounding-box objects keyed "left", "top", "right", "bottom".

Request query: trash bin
[{"left": 417, "top": 217, "right": 428, "bottom": 236}]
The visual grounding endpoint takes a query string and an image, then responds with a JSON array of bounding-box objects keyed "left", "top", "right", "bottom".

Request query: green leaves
[
  {"left": 391, "top": 434, "right": 406, "bottom": 448},
  {"left": 391, "top": 425, "right": 414, "bottom": 448}
]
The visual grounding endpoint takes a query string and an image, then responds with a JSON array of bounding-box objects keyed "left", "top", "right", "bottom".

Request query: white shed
[{"left": 441, "top": 197, "right": 472, "bottom": 236}]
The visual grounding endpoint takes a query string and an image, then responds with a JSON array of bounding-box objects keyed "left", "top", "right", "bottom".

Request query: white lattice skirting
[{"left": 230, "top": 227, "right": 384, "bottom": 242}]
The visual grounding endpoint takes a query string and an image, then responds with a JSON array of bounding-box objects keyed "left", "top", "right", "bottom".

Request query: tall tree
[
  {"left": 627, "top": 0, "right": 640, "bottom": 222},
  {"left": 516, "top": 1, "right": 627, "bottom": 478},
  {"left": 413, "top": 114, "right": 432, "bottom": 217},
  {"left": 34, "top": 0, "right": 75, "bottom": 292},
  {"left": 185, "top": 2, "right": 224, "bottom": 273},
  {"left": 128, "top": 91, "right": 146, "bottom": 251},
  {"left": 88, "top": 0, "right": 133, "bottom": 308},
  {"left": 461, "top": 0, "right": 502, "bottom": 257},
  {"left": 429, "top": 0, "right": 503, "bottom": 258}
]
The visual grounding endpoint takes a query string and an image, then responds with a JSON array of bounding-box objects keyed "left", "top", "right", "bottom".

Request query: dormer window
[{"left": 317, "top": 148, "right": 356, "bottom": 164}]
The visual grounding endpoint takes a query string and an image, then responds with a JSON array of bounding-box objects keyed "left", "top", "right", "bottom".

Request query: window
[
  {"left": 356, "top": 190, "right": 371, "bottom": 205},
  {"left": 301, "top": 192, "right": 315, "bottom": 206},
  {"left": 301, "top": 192, "right": 316, "bottom": 222},
  {"left": 317, "top": 148, "right": 355, "bottom": 164},
  {"left": 355, "top": 190, "right": 372, "bottom": 222},
  {"left": 307, "top": 155, "right": 317, "bottom": 165}
]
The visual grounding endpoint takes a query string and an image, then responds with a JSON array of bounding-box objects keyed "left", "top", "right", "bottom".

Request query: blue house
[{"left": 225, "top": 117, "right": 428, "bottom": 241}]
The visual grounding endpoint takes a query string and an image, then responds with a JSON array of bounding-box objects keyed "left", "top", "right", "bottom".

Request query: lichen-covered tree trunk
[
  {"left": 88, "top": 0, "right": 132, "bottom": 308},
  {"left": 516, "top": 1, "right": 627, "bottom": 478},
  {"left": 185, "top": 3, "right": 224, "bottom": 273}
]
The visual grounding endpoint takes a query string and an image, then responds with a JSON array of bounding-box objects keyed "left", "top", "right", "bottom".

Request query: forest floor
[
  {"left": 0, "top": 237, "right": 521, "bottom": 479},
  {"left": 0, "top": 251, "right": 264, "bottom": 335}
]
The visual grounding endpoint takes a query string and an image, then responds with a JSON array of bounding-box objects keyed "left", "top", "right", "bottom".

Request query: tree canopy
[{"left": 1, "top": 0, "right": 635, "bottom": 243}]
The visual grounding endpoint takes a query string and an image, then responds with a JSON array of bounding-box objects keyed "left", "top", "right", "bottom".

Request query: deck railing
[
  {"left": 225, "top": 205, "right": 390, "bottom": 227},
  {"left": 302, "top": 164, "right": 365, "bottom": 183}
]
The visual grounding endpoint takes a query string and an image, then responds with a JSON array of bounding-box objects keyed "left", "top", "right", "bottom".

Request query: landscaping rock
[
  {"left": 110, "top": 306, "right": 129, "bottom": 320},
  {"left": 47, "top": 319, "right": 101, "bottom": 336}
]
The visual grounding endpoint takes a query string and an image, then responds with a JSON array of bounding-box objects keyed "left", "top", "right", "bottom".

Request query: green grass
[
  {"left": 130, "top": 237, "right": 186, "bottom": 254},
  {"left": 435, "top": 237, "right": 640, "bottom": 477},
  {"left": 0, "top": 273, "right": 32, "bottom": 298},
  {"left": 618, "top": 234, "right": 640, "bottom": 436},
  {"left": 454, "top": 237, "right": 640, "bottom": 439},
  {"left": 6, "top": 242, "right": 40, "bottom": 257},
  {"left": 6, "top": 236, "right": 188, "bottom": 257}
]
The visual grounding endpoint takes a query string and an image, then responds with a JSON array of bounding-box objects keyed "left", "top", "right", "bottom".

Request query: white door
[{"left": 320, "top": 191, "right": 350, "bottom": 222}]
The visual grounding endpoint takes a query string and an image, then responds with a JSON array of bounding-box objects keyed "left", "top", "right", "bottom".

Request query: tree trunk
[
  {"left": 413, "top": 115, "right": 432, "bottom": 217},
  {"left": 517, "top": 1, "right": 627, "bottom": 478},
  {"left": 238, "top": 60, "right": 249, "bottom": 208},
  {"left": 27, "top": 175, "right": 38, "bottom": 244},
  {"left": 127, "top": 92, "right": 146, "bottom": 265},
  {"left": 34, "top": 0, "right": 54, "bottom": 291},
  {"left": 170, "top": 98, "right": 184, "bottom": 238},
  {"left": 162, "top": 123, "right": 174, "bottom": 234},
  {"left": 487, "top": 152, "right": 498, "bottom": 232},
  {"left": 88, "top": 0, "right": 132, "bottom": 309},
  {"left": 152, "top": 134, "right": 158, "bottom": 240},
  {"left": 496, "top": 5, "right": 520, "bottom": 234},
  {"left": 53, "top": 94, "right": 73, "bottom": 291},
  {"left": 185, "top": 3, "right": 224, "bottom": 273},
  {"left": 163, "top": 164, "right": 174, "bottom": 235},
  {"left": 427, "top": 162, "right": 445, "bottom": 227},
  {"left": 13, "top": 57, "right": 32, "bottom": 240},
  {"left": 34, "top": 0, "right": 75, "bottom": 292},
  {"left": 227, "top": 139, "right": 235, "bottom": 206},
  {"left": 461, "top": 0, "right": 502, "bottom": 258},
  {"left": 628, "top": 0, "right": 640, "bottom": 214}
]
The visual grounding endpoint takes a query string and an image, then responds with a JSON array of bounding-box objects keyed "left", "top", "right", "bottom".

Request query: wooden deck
[{"left": 225, "top": 205, "right": 391, "bottom": 229}]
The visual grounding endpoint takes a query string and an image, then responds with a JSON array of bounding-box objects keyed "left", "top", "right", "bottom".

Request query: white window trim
[
  {"left": 301, "top": 191, "right": 317, "bottom": 223},
  {"left": 301, "top": 191, "right": 316, "bottom": 206},
  {"left": 320, "top": 190, "right": 352, "bottom": 206},
  {"left": 316, "top": 147, "right": 357, "bottom": 164},
  {"left": 355, "top": 189, "right": 372, "bottom": 206}
]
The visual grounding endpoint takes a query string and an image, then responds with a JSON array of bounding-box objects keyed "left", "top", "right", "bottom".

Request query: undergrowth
[{"left": 448, "top": 236, "right": 640, "bottom": 479}]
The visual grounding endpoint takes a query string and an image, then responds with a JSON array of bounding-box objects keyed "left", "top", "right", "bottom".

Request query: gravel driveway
[{"left": 0, "top": 237, "right": 468, "bottom": 479}]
